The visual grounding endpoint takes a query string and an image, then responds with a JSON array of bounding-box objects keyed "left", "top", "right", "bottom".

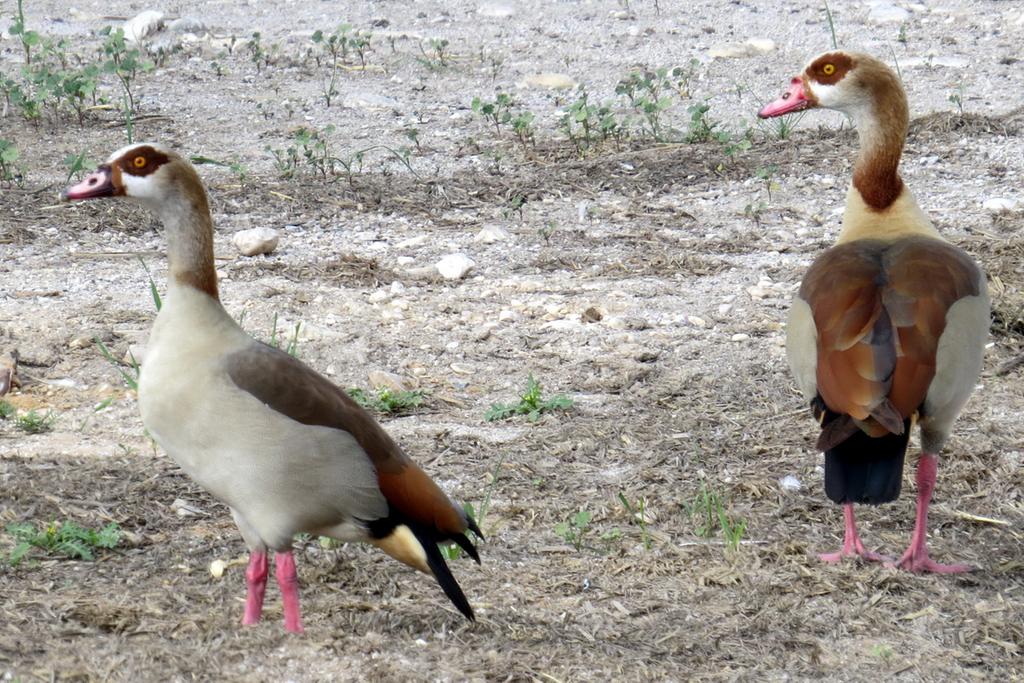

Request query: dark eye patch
[
  {"left": 120, "top": 146, "right": 170, "bottom": 176},
  {"left": 808, "top": 52, "right": 854, "bottom": 85}
]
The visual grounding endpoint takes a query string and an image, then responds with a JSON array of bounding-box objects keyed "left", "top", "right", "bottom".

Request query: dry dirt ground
[{"left": 2, "top": 0, "right": 1023, "bottom": 681}]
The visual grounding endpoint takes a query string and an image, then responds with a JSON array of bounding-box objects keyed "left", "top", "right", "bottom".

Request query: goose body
[
  {"left": 760, "top": 52, "right": 988, "bottom": 572},
  {"left": 63, "top": 145, "right": 481, "bottom": 631}
]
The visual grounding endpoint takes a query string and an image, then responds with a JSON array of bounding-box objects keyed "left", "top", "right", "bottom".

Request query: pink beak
[
  {"left": 759, "top": 77, "right": 814, "bottom": 118},
  {"left": 61, "top": 165, "right": 118, "bottom": 201}
]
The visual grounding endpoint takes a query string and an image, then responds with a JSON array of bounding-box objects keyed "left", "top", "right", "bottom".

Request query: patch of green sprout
[
  {"left": 191, "top": 155, "right": 248, "bottom": 182},
  {"left": 441, "top": 454, "right": 506, "bottom": 560},
  {"left": 7, "top": 520, "right": 121, "bottom": 565},
  {"left": 95, "top": 339, "right": 140, "bottom": 391},
  {"left": 268, "top": 313, "right": 301, "bottom": 357},
  {"left": 618, "top": 492, "right": 653, "bottom": 550},
  {"left": 561, "top": 85, "right": 621, "bottom": 155},
  {"left": 63, "top": 150, "right": 93, "bottom": 183},
  {"left": 555, "top": 509, "right": 593, "bottom": 552},
  {"left": 0, "top": 140, "right": 23, "bottom": 186},
  {"left": 485, "top": 373, "right": 573, "bottom": 422},
  {"left": 685, "top": 483, "right": 747, "bottom": 551},
  {"left": 346, "top": 386, "right": 425, "bottom": 414},
  {"left": 15, "top": 409, "right": 56, "bottom": 434},
  {"left": 0, "top": 400, "right": 16, "bottom": 419}
]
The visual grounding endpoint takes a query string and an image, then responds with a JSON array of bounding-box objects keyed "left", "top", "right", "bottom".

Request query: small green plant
[
  {"left": 0, "top": 400, "right": 16, "bottom": 419},
  {"left": 441, "top": 454, "right": 506, "bottom": 560},
  {"left": 615, "top": 66, "right": 686, "bottom": 140},
  {"left": 896, "top": 23, "right": 908, "bottom": 44},
  {"left": 618, "top": 492, "right": 653, "bottom": 550},
  {"left": 8, "top": 520, "right": 121, "bottom": 565},
  {"left": 420, "top": 38, "right": 451, "bottom": 69},
  {"left": 190, "top": 155, "right": 248, "bottom": 182},
  {"left": 346, "top": 386, "right": 424, "bottom": 414},
  {"left": 561, "top": 85, "right": 621, "bottom": 155},
  {"left": 0, "top": 139, "right": 22, "bottom": 186},
  {"left": 755, "top": 164, "right": 779, "bottom": 201},
  {"left": 511, "top": 111, "right": 536, "bottom": 148},
  {"left": 471, "top": 92, "right": 515, "bottom": 133},
  {"left": 311, "top": 25, "right": 352, "bottom": 106},
  {"left": 485, "top": 374, "right": 573, "bottom": 422},
  {"left": 948, "top": 83, "right": 965, "bottom": 117},
  {"left": 869, "top": 643, "right": 895, "bottom": 660},
  {"left": 99, "top": 26, "right": 154, "bottom": 114},
  {"left": 95, "top": 339, "right": 140, "bottom": 390},
  {"left": 685, "top": 101, "right": 719, "bottom": 143},
  {"left": 267, "top": 125, "right": 414, "bottom": 184},
  {"left": 245, "top": 31, "right": 268, "bottom": 73},
  {"left": 685, "top": 483, "right": 746, "bottom": 551},
  {"left": 9, "top": 0, "right": 41, "bottom": 65},
  {"left": 63, "top": 150, "right": 93, "bottom": 183},
  {"left": 268, "top": 313, "right": 301, "bottom": 357},
  {"left": 15, "top": 409, "right": 56, "bottom": 434},
  {"left": 555, "top": 509, "right": 593, "bottom": 551}
]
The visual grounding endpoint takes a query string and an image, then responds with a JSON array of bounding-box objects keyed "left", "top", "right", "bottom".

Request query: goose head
[
  {"left": 758, "top": 50, "right": 906, "bottom": 126},
  {"left": 61, "top": 143, "right": 192, "bottom": 207}
]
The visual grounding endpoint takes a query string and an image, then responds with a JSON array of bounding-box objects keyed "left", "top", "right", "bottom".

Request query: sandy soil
[{"left": 1, "top": 0, "right": 1023, "bottom": 681}]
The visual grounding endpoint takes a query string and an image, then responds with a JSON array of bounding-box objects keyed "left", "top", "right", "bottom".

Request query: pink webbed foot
[
  {"left": 242, "top": 552, "right": 269, "bottom": 626},
  {"left": 885, "top": 453, "right": 972, "bottom": 574},
  {"left": 819, "top": 503, "right": 892, "bottom": 565},
  {"left": 275, "top": 551, "right": 304, "bottom": 634}
]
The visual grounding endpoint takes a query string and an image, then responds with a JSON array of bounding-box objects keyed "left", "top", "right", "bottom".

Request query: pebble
[
  {"left": 436, "top": 253, "right": 475, "bottom": 280},
  {"left": 233, "top": 227, "right": 280, "bottom": 256},
  {"left": 708, "top": 38, "right": 775, "bottom": 59},
  {"left": 396, "top": 235, "right": 428, "bottom": 249},
  {"left": 209, "top": 559, "right": 227, "bottom": 578},
  {"left": 867, "top": 3, "right": 910, "bottom": 24},
  {"left": 477, "top": 2, "right": 515, "bottom": 18},
  {"left": 687, "top": 315, "right": 707, "bottom": 328},
  {"left": 342, "top": 92, "right": 399, "bottom": 110},
  {"left": 124, "top": 10, "right": 165, "bottom": 43},
  {"left": 367, "top": 370, "right": 414, "bottom": 392},
  {"left": 731, "top": 333, "right": 750, "bottom": 342},
  {"left": 521, "top": 73, "right": 576, "bottom": 90},
  {"left": 474, "top": 224, "right": 510, "bottom": 244},
  {"left": 982, "top": 197, "right": 1018, "bottom": 212},
  {"left": 167, "top": 16, "right": 207, "bottom": 34}
]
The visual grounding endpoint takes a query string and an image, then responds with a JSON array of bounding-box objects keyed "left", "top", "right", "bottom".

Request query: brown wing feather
[
  {"left": 802, "top": 237, "right": 982, "bottom": 437},
  {"left": 223, "top": 343, "right": 469, "bottom": 535}
]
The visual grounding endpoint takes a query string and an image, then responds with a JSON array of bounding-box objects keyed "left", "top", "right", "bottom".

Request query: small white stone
[
  {"left": 124, "top": 10, "right": 165, "bottom": 43},
  {"left": 708, "top": 38, "right": 776, "bottom": 59},
  {"left": 396, "top": 235, "right": 428, "bottom": 249},
  {"left": 436, "top": 253, "right": 476, "bottom": 280},
  {"left": 731, "top": 333, "right": 750, "bottom": 342},
  {"left": 983, "top": 197, "right": 1018, "bottom": 212},
  {"left": 687, "top": 316, "right": 707, "bottom": 328},
  {"left": 520, "top": 72, "right": 576, "bottom": 90},
  {"left": 477, "top": 2, "right": 515, "bottom": 18},
  {"left": 368, "top": 290, "right": 391, "bottom": 303},
  {"left": 233, "top": 227, "right": 280, "bottom": 257},
  {"left": 718, "top": 303, "right": 733, "bottom": 315},
  {"left": 498, "top": 309, "right": 516, "bottom": 322},
  {"left": 167, "top": 16, "right": 207, "bottom": 34},
  {"left": 867, "top": 3, "right": 910, "bottom": 24},
  {"left": 390, "top": 281, "right": 406, "bottom": 295},
  {"left": 368, "top": 370, "right": 413, "bottom": 392},
  {"left": 779, "top": 475, "right": 802, "bottom": 492},
  {"left": 396, "top": 256, "right": 415, "bottom": 266},
  {"left": 474, "top": 224, "right": 510, "bottom": 244}
]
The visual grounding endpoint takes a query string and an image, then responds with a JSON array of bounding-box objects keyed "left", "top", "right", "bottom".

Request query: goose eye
[
  {"left": 822, "top": 63, "right": 836, "bottom": 76},
  {"left": 133, "top": 156, "right": 147, "bottom": 168}
]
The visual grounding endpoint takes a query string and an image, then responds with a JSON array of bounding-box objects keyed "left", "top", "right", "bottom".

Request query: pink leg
[
  {"left": 819, "top": 503, "right": 891, "bottom": 564},
  {"left": 889, "top": 454, "right": 972, "bottom": 574},
  {"left": 242, "top": 552, "right": 268, "bottom": 625},
  {"left": 275, "top": 551, "right": 304, "bottom": 633}
]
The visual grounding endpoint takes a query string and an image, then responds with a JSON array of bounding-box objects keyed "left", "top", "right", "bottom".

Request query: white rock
[
  {"left": 520, "top": 73, "right": 576, "bottom": 90},
  {"left": 124, "top": 10, "right": 165, "bottom": 43},
  {"left": 233, "top": 227, "right": 280, "bottom": 256},
  {"left": 982, "top": 197, "right": 1018, "bottom": 212},
  {"left": 397, "top": 256, "right": 415, "bottom": 266},
  {"left": 167, "top": 16, "right": 207, "bottom": 34},
  {"left": 474, "top": 224, "right": 510, "bottom": 243},
  {"left": 731, "top": 333, "right": 750, "bottom": 342},
  {"left": 708, "top": 38, "right": 776, "bottom": 59},
  {"left": 867, "top": 3, "right": 910, "bottom": 24},
  {"left": 687, "top": 316, "right": 707, "bottom": 328},
  {"left": 436, "top": 253, "right": 475, "bottom": 280},
  {"left": 779, "top": 475, "right": 802, "bottom": 492},
  {"left": 209, "top": 559, "right": 227, "bottom": 578},
  {"left": 477, "top": 2, "right": 515, "bottom": 18},
  {"left": 368, "top": 370, "right": 414, "bottom": 392},
  {"left": 396, "top": 235, "right": 428, "bottom": 249},
  {"left": 343, "top": 92, "right": 399, "bottom": 110}
]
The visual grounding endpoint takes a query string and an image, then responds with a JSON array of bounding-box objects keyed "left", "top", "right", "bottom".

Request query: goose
[
  {"left": 62, "top": 144, "right": 482, "bottom": 631},
  {"left": 759, "top": 52, "right": 989, "bottom": 573}
]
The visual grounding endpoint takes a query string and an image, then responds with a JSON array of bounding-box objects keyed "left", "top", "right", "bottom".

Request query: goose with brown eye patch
[
  {"left": 58, "top": 141, "right": 483, "bottom": 632},
  {"left": 759, "top": 52, "right": 989, "bottom": 574}
]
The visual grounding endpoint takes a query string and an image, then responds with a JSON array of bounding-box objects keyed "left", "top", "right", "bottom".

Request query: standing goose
[
  {"left": 759, "top": 52, "right": 989, "bottom": 573},
  {"left": 62, "top": 144, "right": 482, "bottom": 631}
]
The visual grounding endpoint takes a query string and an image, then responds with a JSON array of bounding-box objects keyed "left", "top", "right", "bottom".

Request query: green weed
[
  {"left": 346, "top": 386, "right": 424, "bottom": 414},
  {"left": 0, "top": 400, "right": 16, "bottom": 419},
  {"left": 15, "top": 409, "right": 56, "bottom": 434},
  {"left": 95, "top": 339, "right": 140, "bottom": 390},
  {"left": 441, "top": 454, "right": 506, "bottom": 560},
  {"left": 685, "top": 483, "right": 746, "bottom": 551},
  {"left": 618, "top": 492, "right": 653, "bottom": 550},
  {"left": 555, "top": 509, "right": 593, "bottom": 551},
  {"left": 7, "top": 520, "right": 121, "bottom": 565},
  {"left": 0, "top": 139, "right": 22, "bottom": 186},
  {"left": 485, "top": 374, "right": 573, "bottom": 422}
]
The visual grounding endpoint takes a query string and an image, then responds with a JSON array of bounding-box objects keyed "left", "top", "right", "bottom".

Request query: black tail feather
[
  {"left": 410, "top": 525, "right": 475, "bottom": 621},
  {"left": 824, "top": 422, "right": 911, "bottom": 505}
]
